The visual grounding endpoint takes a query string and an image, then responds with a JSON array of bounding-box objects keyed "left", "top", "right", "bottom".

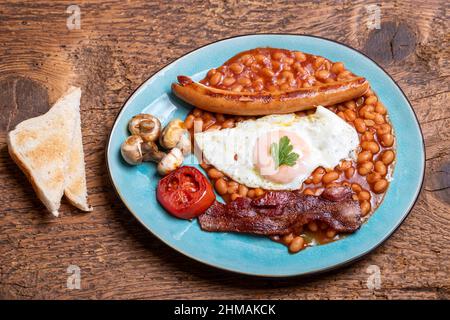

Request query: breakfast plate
[{"left": 106, "top": 34, "right": 425, "bottom": 277}]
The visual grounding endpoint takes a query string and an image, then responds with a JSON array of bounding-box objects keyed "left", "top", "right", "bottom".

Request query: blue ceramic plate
[{"left": 106, "top": 35, "right": 425, "bottom": 277}]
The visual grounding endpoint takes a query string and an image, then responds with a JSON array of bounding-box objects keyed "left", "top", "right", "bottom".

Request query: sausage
[{"left": 172, "top": 75, "right": 369, "bottom": 116}]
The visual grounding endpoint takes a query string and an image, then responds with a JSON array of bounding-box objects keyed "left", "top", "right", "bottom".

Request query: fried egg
[{"left": 194, "top": 106, "right": 359, "bottom": 190}]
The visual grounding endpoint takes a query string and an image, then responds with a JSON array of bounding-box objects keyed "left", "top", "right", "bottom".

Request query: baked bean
[
  {"left": 247, "top": 189, "right": 256, "bottom": 198},
  {"left": 230, "top": 193, "right": 240, "bottom": 201},
  {"left": 322, "top": 171, "right": 339, "bottom": 184},
  {"left": 326, "top": 229, "right": 336, "bottom": 238},
  {"left": 377, "top": 123, "right": 391, "bottom": 135},
  {"left": 337, "top": 70, "right": 352, "bottom": 80},
  {"left": 207, "top": 68, "right": 216, "bottom": 78},
  {"left": 215, "top": 178, "right": 228, "bottom": 195},
  {"left": 308, "top": 221, "right": 318, "bottom": 232},
  {"left": 221, "top": 119, "right": 235, "bottom": 128},
  {"left": 262, "top": 67, "right": 275, "bottom": 77},
  {"left": 352, "top": 194, "right": 359, "bottom": 201},
  {"left": 345, "top": 167, "right": 355, "bottom": 179},
  {"left": 281, "top": 70, "right": 294, "bottom": 80},
  {"left": 337, "top": 111, "right": 346, "bottom": 120},
  {"left": 192, "top": 108, "right": 203, "bottom": 117},
  {"left": 285, "top": 57, "right": 294, "bottom": 65},
  {"left": 230, "top": 84, "right": 243, "bottom": 92},
  {"left": 294, "top": 51, "right": 306, "bottom": 62},
  {"left": 361, "top": 141, "right": 380, "bottom": 154},
  {"left": 184, "top": 114, "right": 195, "bottom": 129},
  {"left": 358, "top": 161, "right": 374, "bottom": 175},
  {"left": 339, "top": 160, "right": 352, "bottom": 171},
  {"left": 238, "top": 185, "right": 248, "bottom": 197},
  {"left": 359, "top": 105, "right": 374, "bottom": 117},
  {"left": 374, "top": 113, "right": 385, "bottom": 124},
  {"left": 354, "top": 118, "right": 367, "bottom": 133},
  {"left": 222, "top": 77, "right": 236, "bottom": 86},
  {"left": 316, "top": 70, "right": 330, "bottom": 81},
  {"left": 344, "top": 109, "right": 356, "bottom": 122},
  {"left": 255, "top": 54, "right": 269, "bottom": 64},
  {"left": 289, "top": 236, "right": 305, "bottom": 253},
  {"left": 227, "top": 181, "right": 239, "bottom": 194},
  {"left": 272, "top": 51, "right": 285, "bottom": 61},
  {"left": 380, "top": 133, "right": 394, "bottom": 147},
  {"left": 254, "top": 188, "right": 265, "bottom": 197},
  {"left": 207, "top": 168, "right": 223, "bottom": 179},
  {"left": 271, "top": 60, "right": 281, "bottom": 72},
  {"left": 366, "top": 172, "right": 382, "bottom": 184},
  {"left": 364, "top": 119, "right": 375, "bottom": 127},
  {"left": 210, "top": 72, "right": 223, "bottom": 86},
  {"left": 362, "top": 131, "right": 374, "bottom": 141},
  {"left": 200, "top": 162, "right": 210, "bottom": 170},
  {"left": 364, "top": 112, "right": 376, "bottom": 120},
  {"left": 202, "top": 111, "right": 213, "bottom": 120},
  {"left": 282, "top": 233, "right": 294, "bottom": 245},
  {"left": 375, "top": 102, "right": 387, "bottom": 115},
  {"left": 351, "top": 183, "right": 362, "bottom": 193},
  {"left": 238, "top": 77, "right": 252, "bottom": 86},
  {"left": 229, "top": 63, "right": 244, "bottom": 74},
  {"left": 360, "top": 200, "right": 371, "bottom": 216},
  {"left": 365, "top": 95, "right": 378, "bottom": 105},
  {"left": 215, "top": 113, "right": 225, "bottom": 123},
  {"left": 314, "top": 57, "right": 325, "bottom": 69},
  {"left": 303, "top": 188, "right": 315, "bottom": 195},
  {"left": 280, "top": 83, "right": 290, "bottom": 91},
  {"left": 344, "top": 100, "right": 357, "bottom": 110},
  {"left": 357, "top": 150, "right": 372, "bottom": 163},
  {"left": 312, "top": 172, "right": 325, "bottom": 184},
  {"left": 373, "top": 179, "right": 389, "bottom": 193},
  {"left": 358, "top": 190, "right": 371, "bottom": 201},
  {"left": 374, "top": 161, "right": 387, "bottom": 175},
  {"left": 331, "top": 62, "right": 345, "bottom": 74},
  {"left": 381, "top": 150, "right": 395, "bottom": 165},
  {"left": 364, "top": 89, "right": 373, "bottom": 98}
]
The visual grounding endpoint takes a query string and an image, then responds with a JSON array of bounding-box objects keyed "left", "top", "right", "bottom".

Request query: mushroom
[
  {"left": 159, "top": 119, "right": 191, "bottom": 155},
  {"left": 157, "top": 147, "right": 184, "bottom": 175},
  {"left": 121, "top": 135, "right": 144, "bottom": 165},
  {"left": 142, "top": 141, "right": 166, "bottom": 162},
  {"left": 128, "top": 114, "right": 162, "bottom": 142},
  {"left": 175, "top": 130, "right": 191, "bottom": 156}
]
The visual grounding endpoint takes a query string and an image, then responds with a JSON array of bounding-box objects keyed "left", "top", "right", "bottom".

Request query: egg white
[{"left": 194, "top": 106, "right": 359, "bottom": 190}]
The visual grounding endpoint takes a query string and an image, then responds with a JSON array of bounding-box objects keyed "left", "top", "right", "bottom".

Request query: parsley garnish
[{"left": 270, "top": 136, "right": 299, "bottom": 168}]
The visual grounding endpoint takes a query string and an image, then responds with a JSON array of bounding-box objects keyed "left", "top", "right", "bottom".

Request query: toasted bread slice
[
  {"left": 64, "top": 103, "right": 92, "bottom": 212},
  {"left": 7, "top": 87, "right": 82, "bottom": 216}
]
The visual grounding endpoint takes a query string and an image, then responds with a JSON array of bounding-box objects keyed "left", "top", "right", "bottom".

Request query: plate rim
[{"left": 105, "top": 33, "right": 426, "bottom": 278}]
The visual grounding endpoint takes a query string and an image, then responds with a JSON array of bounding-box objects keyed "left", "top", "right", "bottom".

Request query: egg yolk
[{"left": 253, "top": 130, "right": 310, "bottom": 184}]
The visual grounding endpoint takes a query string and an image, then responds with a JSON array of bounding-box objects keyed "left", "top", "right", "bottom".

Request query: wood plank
[{"left": 0, "top": 0, "right": 448, "bottom": 299}]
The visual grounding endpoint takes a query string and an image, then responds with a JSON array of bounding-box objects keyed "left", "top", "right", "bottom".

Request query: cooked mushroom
[
  {"left": 176, "top": 130, "right": 191, "bottom": 155},
  {"left": 157, "top": 147, "right": 184, "bottom": 175},
  {"left": 142, "top": 141, "right": 166, "bottom": 162},
  {"left": 121, "top": 135, "right": 144, "bottom": 165},
  {"left": 159, "top": 119, "right": 190, "bottom": 151},
  {"left": 128, "top": 114, "right": 162, "bottom": 142}
]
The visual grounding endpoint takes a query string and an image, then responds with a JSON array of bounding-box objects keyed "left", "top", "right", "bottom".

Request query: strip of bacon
[{"left": 198, "top": 187, "right": 362, "bottom": 235}]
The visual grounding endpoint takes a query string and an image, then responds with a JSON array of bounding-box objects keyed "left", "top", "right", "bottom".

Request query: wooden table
[{"left": 0, "top": 1, "right": 448, "bottom": 299}]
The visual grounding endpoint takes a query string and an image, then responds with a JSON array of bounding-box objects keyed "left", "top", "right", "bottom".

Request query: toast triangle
[
  {"left": 64, "top": 102, "right": 92, "bottom": 212},
  {"left": 7, "top": 87, "right": 81, "bottom": 216}
]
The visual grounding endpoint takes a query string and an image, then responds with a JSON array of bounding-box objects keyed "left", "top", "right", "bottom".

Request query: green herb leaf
[{"left": 270, "top": 136, "right": 300, "bottom": 168}]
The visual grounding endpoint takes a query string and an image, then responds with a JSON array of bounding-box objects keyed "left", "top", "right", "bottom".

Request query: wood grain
[{"left": 0, "top": 0, "right": 449, "bottom": 299}]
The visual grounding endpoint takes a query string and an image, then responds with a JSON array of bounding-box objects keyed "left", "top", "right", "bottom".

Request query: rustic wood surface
[{"left": 0, "top": 0, "right": 448, "bottom": 300}]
